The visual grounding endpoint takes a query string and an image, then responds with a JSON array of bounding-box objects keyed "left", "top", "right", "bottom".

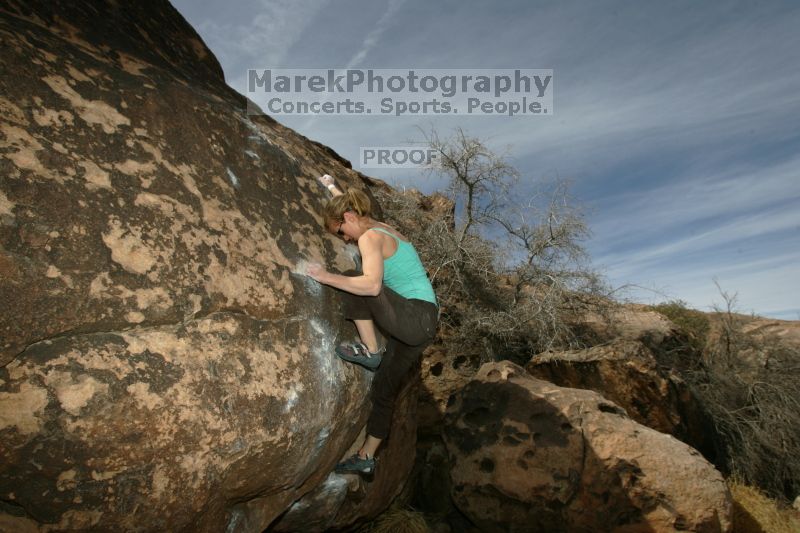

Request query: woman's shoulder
[{"left": 370, "top": 222, "right": 409, "bottom": 242}]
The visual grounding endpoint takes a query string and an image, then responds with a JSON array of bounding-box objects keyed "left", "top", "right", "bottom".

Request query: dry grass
[
  {"left": 356, "top": 506, "right": 431, "bottom": 533},
  {"left": 729, "top": 479, "right": 800, "bottom": 533}
]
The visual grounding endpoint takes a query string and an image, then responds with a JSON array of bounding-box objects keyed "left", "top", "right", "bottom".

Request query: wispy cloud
[
  {"left": 301, "top": 0, "right": 408, "bottom": 131},
  {"left": 590, "top": 155, "right": 800, "bottom": 313},
  {"left": 343, "top": 0, "right": 406, "bottom": 69},
  {"left": 590, "top": 154, "right": 800, "bottom": 254},
  {"left": 176, "top": 0, "right": 331, "bottom": 85},
  {"left": 597, "top": 207, "right": 799, "bottom": 277}
]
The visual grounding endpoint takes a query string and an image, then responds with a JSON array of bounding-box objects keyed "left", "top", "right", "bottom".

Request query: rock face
[
  {"left": 443, "top": 362, "right": 732, "bottom": 533},
  {"left": 272, "top": 377, "right": 420, "bottom": 532},
  {"left": 0, "top": 1, "right": 412, "bottom": 531},
  {"left": 527, "top": 340, "right": 718, "bottom": 460}
]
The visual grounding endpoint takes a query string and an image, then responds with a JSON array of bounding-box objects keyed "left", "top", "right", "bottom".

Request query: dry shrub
[{"left": 729, "top": 479, "right": 800, "bottom": 533}]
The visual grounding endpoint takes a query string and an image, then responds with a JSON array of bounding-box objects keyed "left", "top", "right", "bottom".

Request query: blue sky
[{"left": 172, "top": 0, "right": 800, "bottom": 319}]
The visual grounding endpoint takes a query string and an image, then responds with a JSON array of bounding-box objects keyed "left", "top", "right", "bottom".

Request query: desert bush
[
  {"left": 675, "top": 287, "right": 800, "bottom": 501},
  {"left": 695, "top": 361, "right": 800, "bottom": 500},
  {"left": 650, "top": 299, "right": 710, "bottom": 354}
]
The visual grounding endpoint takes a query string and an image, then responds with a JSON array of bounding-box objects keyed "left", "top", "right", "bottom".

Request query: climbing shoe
[
  {"left": 335, "top": 453, "right": 376, "bottom": 475},
  {"left": 335, "top": 341, "right": 385, "bottom": 371}
]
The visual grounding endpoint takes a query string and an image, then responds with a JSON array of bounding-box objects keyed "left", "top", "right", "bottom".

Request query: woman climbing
[{"left": 305, "top": 174, "right": 438, "bottom": 475}]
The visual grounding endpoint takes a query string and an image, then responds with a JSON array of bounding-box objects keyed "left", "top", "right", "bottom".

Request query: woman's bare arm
[{"left": 305, "top": 231, "right": 384, "bottom": 295}]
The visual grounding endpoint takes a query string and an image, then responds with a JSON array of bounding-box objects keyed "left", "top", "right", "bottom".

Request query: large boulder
[
  {"left": 527, "top": 339, "right": 718, "bottom": 460},
  {"left": 1, "top": 316, "right": 374, "bottom": 532},
  {"left": 0, "top": 1, "right": 411, "bottom": 531},
  {"left": 443, "top": 361, "right": 732, "bottom": 532}
]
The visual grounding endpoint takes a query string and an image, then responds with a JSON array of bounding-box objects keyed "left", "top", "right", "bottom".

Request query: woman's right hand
[
  {"left": 304, "top": 262, "right": 329, "bottom": 283},
  {"left": 318, "top": 174, "right": 335, "bottom": 188}
]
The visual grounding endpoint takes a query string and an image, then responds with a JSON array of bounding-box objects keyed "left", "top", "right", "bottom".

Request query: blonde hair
[{"left": 323, "top": 188, "right": 372, "bottom": 224}]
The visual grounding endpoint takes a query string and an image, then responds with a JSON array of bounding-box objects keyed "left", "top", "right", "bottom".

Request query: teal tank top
[{"left": 368, "top": 227, "right": 437, "bottom": 306}]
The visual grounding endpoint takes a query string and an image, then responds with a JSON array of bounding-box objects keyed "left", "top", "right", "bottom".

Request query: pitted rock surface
[
  {"left": 527, "top": 339, "right": 718, "bottom": 461},
  {"left": 443, "top": 362, "right": 732, "bottom": 533},
  {"left": 0, "top": 1, "right": 408, "bottom": 531}
]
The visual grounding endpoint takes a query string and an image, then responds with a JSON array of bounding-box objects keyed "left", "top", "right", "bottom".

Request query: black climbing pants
[{"left": 339, "top": 281, "right": 438, "bottom": 440}]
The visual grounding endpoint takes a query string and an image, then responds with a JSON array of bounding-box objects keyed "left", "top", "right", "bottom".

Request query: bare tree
[
  {"left": 489, "top": 179, "right": 590, "bottom": 306},
  {"left": 422, "top": 127, "right": 518, "bottom": 247},
  {"left": 373, "top": 127, "right": 608, "bottom": 363},
  {"left": 707, "top": 277, "right": 744, "bottom": 368}
]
